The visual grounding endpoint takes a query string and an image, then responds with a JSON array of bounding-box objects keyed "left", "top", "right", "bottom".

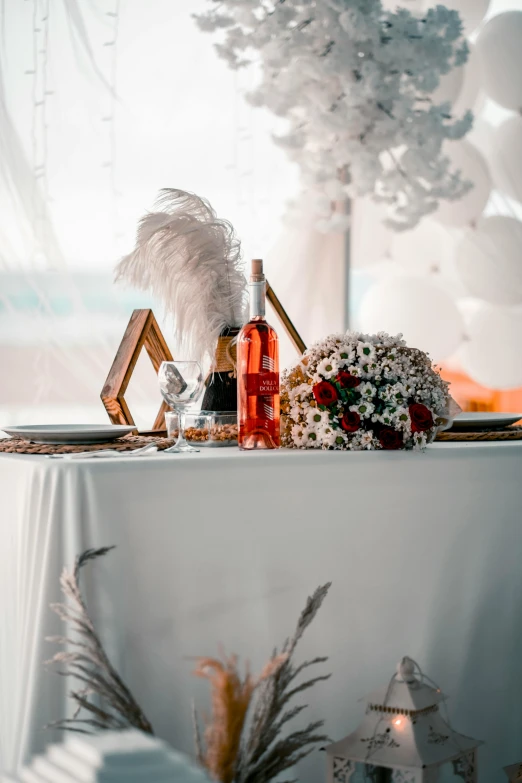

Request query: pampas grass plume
[{"left": 193, "top": 651, "right": 287, "bottom": 783}]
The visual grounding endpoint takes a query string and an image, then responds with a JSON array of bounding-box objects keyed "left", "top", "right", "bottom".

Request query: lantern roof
[
  {"left": 325, "top": 657, "right": 482, "bottom": 770},
  {"left": 365, "top": 656, "right": 445, "bottom": 713}
]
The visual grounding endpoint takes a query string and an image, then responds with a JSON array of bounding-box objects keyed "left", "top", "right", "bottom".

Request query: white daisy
[
  {"left": 382, "top": 382, "right": 408, "bottom": 405},
  {"left": 359, "top": 381, "right": 376, "bottom": 398},
  {"left": 305, "top": 408, "right": 330, "bottom": 427},
  {"left": 289, "top": 382, "right": 312, "bottom": 403},
  {"left": 413, "top": 431, "right": 428, "bottom": 450},
  {"left": 350, "top": 400, "right": 375, "bottom": 418},
  {"left": 358, "top": 359, "right": 379, "bottom": 378},
  {"left": 316, "top": 356, "right": 339, "bottom": 380},
  {"left": 333, "top": 347, "right": 356, "bottom": 366},
  {"left": 391, "top": 406, "right": 411, "bottom": 431},
  {"left": 290, "top": 404, "right": 303, "bottom": 423},
  {"left": 291, "top": 423, "right": 312, "bottom": 447},
  {"left": 357, "top": 341, "right": 376, "bottom": 362},
  {"left": 371, "top": 411, "right": 393, "bottom": 427},
  {"left": 306, "top": 427, "right": 322, "bottom": 448},
  {"left": 349, "top": 430, "right": 376, "bottom": 450},
  {"left": 359, "top": 431, "right": 376, "bottom": 449},
  {"left": 321, "top": 426, "right": 346, "bottom": 449}
]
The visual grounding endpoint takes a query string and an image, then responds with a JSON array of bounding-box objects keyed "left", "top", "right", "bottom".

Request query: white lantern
[
  {"left": 455, "top": 216, "right": 522, "bottom": 306},
  {"left": 460, "top": 305, "right": 522, "bottom": 390},
  {"left": 422, "top": 0, "right": 490, "bottom": 36},
  {"left": 359, "top": 277, "right": 464, "bottom": 362},
  {"left": 9, "top": 729, "right": 211, "bottom": 782},
  {"left": 325, "top": 656, "right": 482, "bottom": 783},
  {"left": 489, "top": 115, "right": 522, "bottom": 204},
  {"left": 433, "top": 141, "right": 491, "bottom": 228},
  {"left": 476, "top": 12, "right": 522, "bottom": 112},
  {"left": 505, "top": 763, "right": 522, "bottom": 781}
]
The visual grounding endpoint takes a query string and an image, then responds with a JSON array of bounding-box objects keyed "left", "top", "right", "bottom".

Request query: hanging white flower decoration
[{"left": 195, "top": 0, "right": 473, "bottom": 231}]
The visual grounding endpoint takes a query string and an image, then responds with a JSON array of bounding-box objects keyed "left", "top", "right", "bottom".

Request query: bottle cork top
[{"left": 251, "top": 258, "right": 264, "bottom": 282}]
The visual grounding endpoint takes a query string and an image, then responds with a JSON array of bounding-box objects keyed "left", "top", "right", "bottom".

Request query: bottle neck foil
[{"left": 249, "top": 280, "right": 266, "bottom": 320}]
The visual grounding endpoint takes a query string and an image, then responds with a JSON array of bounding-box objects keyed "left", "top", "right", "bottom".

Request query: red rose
[
  {"left": 340, "top": 411, "right": 360, "bottom": 432},
  {"left": 337, "top": 371, "right": 361, "bottom": 389},
  {"left": 409, "top": 403, "right": 434, "bottom": 433},
  {"left": 377, "top": 426, "right": 403, "bottom": 450},
  {"left": 313, "top": 380, "right": 338, "bottom": 406}
]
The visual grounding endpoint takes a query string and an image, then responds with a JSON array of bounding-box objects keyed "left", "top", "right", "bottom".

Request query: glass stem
[{"left": 175, "top": 408, "right": 189, "bottom": 448}]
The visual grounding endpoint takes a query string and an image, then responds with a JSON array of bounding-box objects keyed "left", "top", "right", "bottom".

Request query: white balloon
[
  {"left": 467, "top": 117, "right": 495, "bottom": 159},
  {"left": 359, "top": 276, "right": 464, "bottom": 361},
  {"left": 455, "top": 216, "right": 522, "bottom": 305},
  {"left": 461, "top": 305, "right": 522, "bottom": 389},
  {"left": 489, "top": 115, "right": 522, "bottom": 204},
  {"left": 434, "top": 140, "right": 491, "bottom": 228},
  {"left": 422, "top": 0, "right": 490, "bottom": 36},
  {"left": 391, "top": 219, "right": 454, "bottom": 275},
  {"left": 476, "top": 11, "right": 522, "bottom": 111},
  {"left": 453, "top": 44, "right": 482, "bottom": 116},
  {"left": 364, "top": 257, "right": 406, "bottom": 281},
  {"left": 391, "top": 219, "right": 469, "bottom": 298},
  {"left": 457, "top": 298, "right": 484, "bottom": 329}
]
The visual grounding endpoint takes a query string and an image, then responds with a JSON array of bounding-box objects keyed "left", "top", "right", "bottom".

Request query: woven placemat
[
  {"left": 0, "top": 435, "right": 176, "bottom": 455},
  {"left": 436, "top": 425, "right": 522, "bottom": 442},
  {"left": 3, "top": 428, "right": 521, "bottom": 452}
]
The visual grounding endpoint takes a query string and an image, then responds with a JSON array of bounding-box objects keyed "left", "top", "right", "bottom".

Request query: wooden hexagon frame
[{"left": 101, "top": 309, "right": 173, "bottom": 435}]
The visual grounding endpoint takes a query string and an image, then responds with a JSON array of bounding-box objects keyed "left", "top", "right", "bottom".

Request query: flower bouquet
[{"left": 281, "top": 332, "right": 454, "bottom": 451}]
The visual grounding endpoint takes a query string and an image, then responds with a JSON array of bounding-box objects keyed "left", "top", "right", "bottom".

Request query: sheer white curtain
[{"left": 0, "top": 0, "right": 302, "bottom": 432}]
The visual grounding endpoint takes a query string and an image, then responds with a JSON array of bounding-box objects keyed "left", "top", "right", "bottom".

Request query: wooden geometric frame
[
  {"left": 266, "top": 279, "right": 307, "bottom": 355},
  {"left": 101, "top": 309, "right": 173, "bottom": 434},
  {"left": 101, "top": 283, "right": 306, "bottom": 434}
]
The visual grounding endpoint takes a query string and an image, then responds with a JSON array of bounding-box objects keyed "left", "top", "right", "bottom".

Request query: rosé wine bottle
[{"left": 237, "top": 259, "right": 280, "bottom": 450}]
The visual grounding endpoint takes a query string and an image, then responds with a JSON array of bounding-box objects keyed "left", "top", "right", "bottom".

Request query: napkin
[
  {"left": 437, "top": 395, "right": 463, "bottom": 432},
  {"left": 46, "top": 444, "right": 159, "bottom": 460}
]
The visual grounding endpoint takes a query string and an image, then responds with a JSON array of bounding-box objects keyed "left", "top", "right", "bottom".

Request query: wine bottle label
[{"left": 245, "top": 372, "right": 280, "bottom": 396}]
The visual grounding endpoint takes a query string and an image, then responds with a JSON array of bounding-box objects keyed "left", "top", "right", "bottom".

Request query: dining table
[{"left": 1, "top": 441, "right": 522, "bottom": 781}]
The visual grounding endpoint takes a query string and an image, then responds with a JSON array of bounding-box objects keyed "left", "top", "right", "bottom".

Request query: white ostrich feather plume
[{"left": 116, "top": 189, "right": 247, "bottom": 361}]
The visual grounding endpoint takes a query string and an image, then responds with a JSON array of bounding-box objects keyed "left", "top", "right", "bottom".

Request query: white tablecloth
[{"left": 2, "top": 444, "right": 522, "bottom": 781}]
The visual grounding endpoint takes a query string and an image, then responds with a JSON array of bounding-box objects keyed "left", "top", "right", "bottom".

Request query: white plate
[
  {"left": 450, "top": 412, "right": 522, "bottom": 431},
  {"left": 3, "top": 424, "right": 137, "bottom": 445}
]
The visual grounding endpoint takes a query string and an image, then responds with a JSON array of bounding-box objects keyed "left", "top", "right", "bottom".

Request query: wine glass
[{"left": 158, "top": 361, "right": 204, "bottom": 453}]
